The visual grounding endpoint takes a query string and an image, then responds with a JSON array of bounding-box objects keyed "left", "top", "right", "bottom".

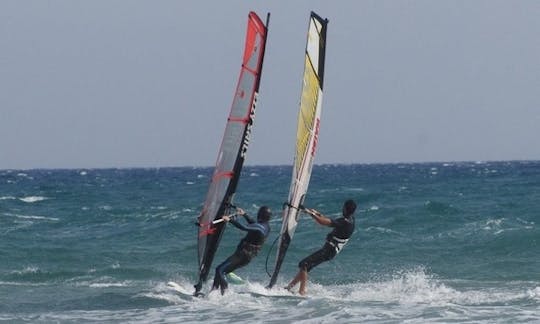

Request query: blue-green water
[{"left": 1, "top": 161, "right": 539, "bottom": 323}]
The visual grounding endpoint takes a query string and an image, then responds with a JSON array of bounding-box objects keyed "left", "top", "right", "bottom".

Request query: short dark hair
[
  {"left": 343, "top": 199, "right": 357, "bottom": 216},
  {"left": 257, "top": 206, "right": 272, "bottom": 222}
]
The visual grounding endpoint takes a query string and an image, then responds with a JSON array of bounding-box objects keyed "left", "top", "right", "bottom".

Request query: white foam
[
  {"left": 4, "top": 212, "right": 53, "bottom": 220},
  {"left": 485, "top": 219, "right": 502, "bottom": 228},
  {"left": 89, "top": 281, "right": 131, "bottom": 288},
  {"left": 527, "top": 287, "right": 540, "bottom": 300},
  {"left": 19, "top": 196, "right": 48, "bottom": 203},
  {"left": 27, "top": 274, "right": 538, "bottom": 323},
  {"left": 12, "top": 214, "right": 59, "bottom": 221},
  {"left": 366, "top": 226, "right": 402, "bottom": 235},
  {"left": 0, "top": 281, "right": 48, "bottom": 286},
  {"left": 329, "top": 269, "right": 536, "bottom": 309},
  {"left": 11, "top": 266, "right": 40, "bottom": 275},
  {"left": 137, "top": 291, "right": 184, "bottom": 304}
]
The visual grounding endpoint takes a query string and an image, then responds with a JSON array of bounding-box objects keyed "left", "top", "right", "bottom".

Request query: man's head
[
  {"left": 342, "top": 199, "right": 357, "bottom": 218},
  {"left": 257, "top": 206, "right": 272, "bottom": 222}
]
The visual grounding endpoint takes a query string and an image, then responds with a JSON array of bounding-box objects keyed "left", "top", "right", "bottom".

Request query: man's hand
[
  {"left": 236, "top": 207, "right": 246, "bottom": 216},
  {"left": 304, "top": 208, "right": 320, "bottom": 217},
  {"left": 222, "top": 215, "right": 231, "bottom": 222}
]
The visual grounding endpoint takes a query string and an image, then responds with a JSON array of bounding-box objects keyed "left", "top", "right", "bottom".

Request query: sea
[{"left": 1, "top": 161, "right": 539, "bottom": 323}]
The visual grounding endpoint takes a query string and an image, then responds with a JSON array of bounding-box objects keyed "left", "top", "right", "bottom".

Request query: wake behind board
[
  {"left": 240, "top": 289, "right": 307, "bottom": 300},
  {"left": 167, "top": 274, "right": 242, "bottom": 298},
  {"left": 167, "top": 280, "right": 305, "bottom": 301},
  {"left": 167, "top": 281, "right": 199, "bottom": 298}
]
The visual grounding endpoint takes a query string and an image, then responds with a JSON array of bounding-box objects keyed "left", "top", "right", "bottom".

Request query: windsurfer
[
  {"left": 211, "top": 206, "right": 272, "bottom": 295},
  {"left": 285, "top": 200, "right": 356, "bottom": 295}
]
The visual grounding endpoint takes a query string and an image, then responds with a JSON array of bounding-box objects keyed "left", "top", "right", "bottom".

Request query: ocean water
[{"left": 1, "top": 161, "right": 539, "bottom": 323}]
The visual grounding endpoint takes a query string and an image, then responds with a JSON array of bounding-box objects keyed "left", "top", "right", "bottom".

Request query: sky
[{"left": 1, "top": 1, "right": 539, "bottom": 169}]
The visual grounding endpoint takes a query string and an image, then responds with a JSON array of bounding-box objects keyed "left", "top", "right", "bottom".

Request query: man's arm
[
  {"left": 237, "top": 207, "right": 255, "bottom": 224},
  {"left": 222, "top": 214, "right": 266, "bottom": 234},
  {"left": 305, "top": 208, "right": 332, "bottom": 226}
]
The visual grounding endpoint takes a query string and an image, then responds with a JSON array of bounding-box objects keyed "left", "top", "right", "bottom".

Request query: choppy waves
[
  {"left": 1, "top": 163, "right": 539, "bottom": 322},
  {"left": 3, "top": 269, "right": 537, "bottom": 323}
]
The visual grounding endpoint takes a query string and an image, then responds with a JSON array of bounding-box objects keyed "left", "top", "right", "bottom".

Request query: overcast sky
[{"left": 1, "top": 1, "right": 539, "bottom": 169}]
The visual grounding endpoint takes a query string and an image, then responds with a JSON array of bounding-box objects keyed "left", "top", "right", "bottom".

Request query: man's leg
[
  {"left": 215, "top": 250, "right": 251, "bottom": 295},
  {"left": 285, "top": 268, "right": 305, "bottom": 291},
  {"left": 298, "top": 269, "right": 308, "bottom": 295},
  {"left": 288, "top": 244, "right": 335, "bottom": 295},
  {"left": 212, "top": 259, "right": 230, "bottom": 293}
]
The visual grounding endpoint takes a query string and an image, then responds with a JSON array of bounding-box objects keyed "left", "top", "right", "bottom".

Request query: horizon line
[{"left": 1, "top": 158, "right": 539, "bottom": 172}]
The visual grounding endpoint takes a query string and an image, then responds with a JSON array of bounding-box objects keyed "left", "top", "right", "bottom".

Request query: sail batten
[
  {"left": 268, "top": 12, "right": 328, "bottom": 289},
  {"left": 194, "top": 12, "right": 269, "bottom": 296}
]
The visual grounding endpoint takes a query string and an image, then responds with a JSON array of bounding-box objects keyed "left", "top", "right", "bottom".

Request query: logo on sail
[
  {"left": 311, "top": 118, "right": 320, "bottom": 157},
  {"left": 240, "top": 92, "right": 258, "bottom": 158}
]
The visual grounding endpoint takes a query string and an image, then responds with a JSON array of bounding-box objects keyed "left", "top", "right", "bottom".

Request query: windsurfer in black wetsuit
[
  {"left": 285, "top": 199, "right": 356, "bottom": 296},
  {"left": 211, "top": 206, "right": 272, "bottom": 295}
]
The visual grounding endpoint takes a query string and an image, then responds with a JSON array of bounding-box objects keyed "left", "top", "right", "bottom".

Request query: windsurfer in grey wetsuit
[
  {"left": 212, "top": 206, "right": 271, "bottom": 295},
  {"left": 285, "top": 199, "right": 356, "bottom": 296}
]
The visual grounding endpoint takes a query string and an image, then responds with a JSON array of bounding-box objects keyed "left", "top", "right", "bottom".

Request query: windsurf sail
[
  {"left": 267, "top": 11, "right": 328, "bottom": 289},
  {"left": 194, "top": 12, "right": 269, "bottom": 295}
]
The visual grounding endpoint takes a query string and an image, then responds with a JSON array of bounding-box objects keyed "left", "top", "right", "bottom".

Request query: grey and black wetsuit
[
  {"left": 299, "top": 215, "right": 355, "bottom": 272},
  {"left": 212, "top": 213, "right": 270, "bottom": 294}
]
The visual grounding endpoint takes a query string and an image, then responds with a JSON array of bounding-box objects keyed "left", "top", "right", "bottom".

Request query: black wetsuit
[
  {"left": 299, "top": 215, "right": 355, "bottom": 272},
  {"left": 212, "top": 214, "right": 270, "bottom": 294}
]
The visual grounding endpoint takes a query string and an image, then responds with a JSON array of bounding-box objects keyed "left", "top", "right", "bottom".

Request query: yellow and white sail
[{"left": 268, "top": 11, "right": 328, "bottom": 289}]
